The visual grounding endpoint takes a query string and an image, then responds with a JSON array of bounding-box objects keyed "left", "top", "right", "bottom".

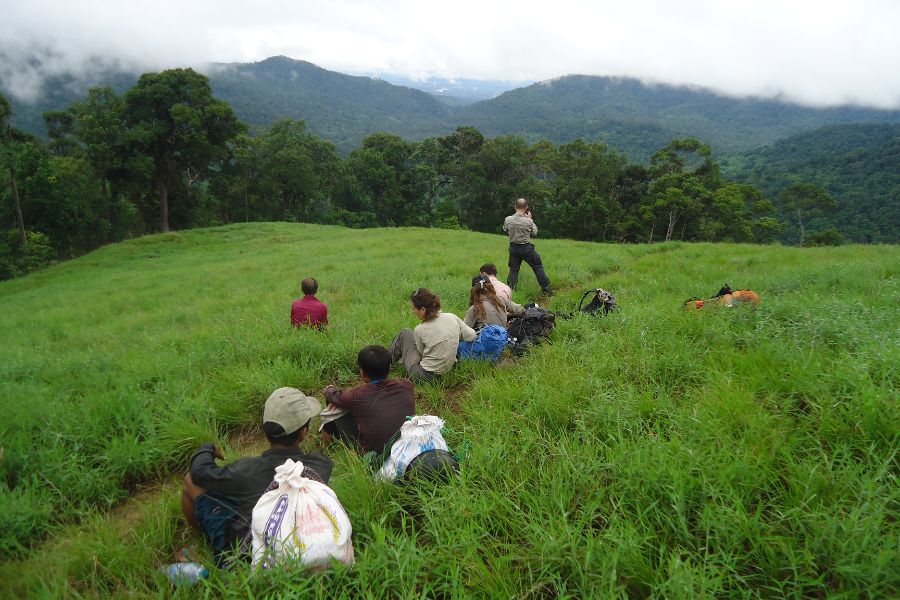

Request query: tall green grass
[{"left": 0, "top": 223, "right": 897, "bottom": 597}]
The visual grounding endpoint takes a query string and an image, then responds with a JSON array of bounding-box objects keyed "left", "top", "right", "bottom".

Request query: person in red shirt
[{"left": 290, "top": 277, "right": 328, "bottom": 328}]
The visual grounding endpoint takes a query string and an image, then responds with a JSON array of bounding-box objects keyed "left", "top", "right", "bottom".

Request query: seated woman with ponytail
[
  {"left": 390, "top": 288, "right": 476, "bottom": 382},
  {"left": 463, "top": 274, "right": 525, "bottom": 330}
]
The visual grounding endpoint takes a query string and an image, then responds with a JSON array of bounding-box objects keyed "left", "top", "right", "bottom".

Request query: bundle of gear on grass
[
  {"left": 555, "top": 287, "right": 618, "bottom": 320},
  {"left": 366, "top": 415, "right": 462, "bottom": 484},
  {"left": 506, "top": 304, "right": 556, "bottom": 351},
  {"left": 457, "top": 324, "right": 509, "bottom": 361},
  {"left": 250, "top": 459, "right": 355, "bottom": 571},
  {"left": 683, "top": 283, "right": 761, "bottom": 309},
  {"left": 577, "top": 288, "right": 618, "bottom": 315}
]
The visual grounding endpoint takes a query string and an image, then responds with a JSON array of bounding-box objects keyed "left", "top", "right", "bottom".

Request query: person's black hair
[
  {"left": 263, "top": 420, "right": 309, "bottom": 445},
  {"left": 479, "top": 263, "right": 498, "bottom": 276},
  {"left": 357, "top": 345, "right": 391, "bottom": 380},
  {"left": 301, "top": 278, "right": 318, "bottom": 296}
]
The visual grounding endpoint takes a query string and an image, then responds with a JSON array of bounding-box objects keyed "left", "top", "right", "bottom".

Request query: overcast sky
[{"left": 2, "top": 0, "right": 899, "bottom": 108}]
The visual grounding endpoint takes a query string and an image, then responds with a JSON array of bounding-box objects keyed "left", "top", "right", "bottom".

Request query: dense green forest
[
  {"left": 2, "top": 67, "right": 895, "bottom": 280},
  {"left": 722, "top": 124, "right": 900, "bottom": 244}
]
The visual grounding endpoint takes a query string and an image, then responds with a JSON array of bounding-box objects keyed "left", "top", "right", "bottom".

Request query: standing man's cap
[{"left": 263, "top": 387, "right": 321, "bottom": 434}]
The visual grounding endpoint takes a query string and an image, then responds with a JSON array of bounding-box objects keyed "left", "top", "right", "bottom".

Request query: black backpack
[
  {"left": 507, "top": 305, "right": 556, "bottom": 349},
  {"left": 578, "top": 288, "right": 617, "bottom": 316},
  {"left": 403, "top": 449, "right": 460, "bottom": 483}
]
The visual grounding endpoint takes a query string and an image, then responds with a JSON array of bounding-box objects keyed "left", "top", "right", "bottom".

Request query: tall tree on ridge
[
  {"left": 0, "top": 93, "right": 26, "bottom": 244},
  {"left": 779, "top": 182, "right": 837, "bottom": 246},
  {"left": 648, "top": 138, "right": 719, "bottom": 241},
  {"left": 122, "top": 69, "right": 243, "bottom": 232},
  {"left": 45, "top": 87, "right": 129, "bottom": 243}
]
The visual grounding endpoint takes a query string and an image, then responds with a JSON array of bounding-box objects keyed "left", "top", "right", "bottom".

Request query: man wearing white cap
[{"left": 181, "top": 387, "right": 333, "bottom": 564}]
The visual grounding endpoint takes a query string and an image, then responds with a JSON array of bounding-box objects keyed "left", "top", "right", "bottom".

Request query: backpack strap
[{"left": 577, "top": 289, "right": 598, "bottom": 312}]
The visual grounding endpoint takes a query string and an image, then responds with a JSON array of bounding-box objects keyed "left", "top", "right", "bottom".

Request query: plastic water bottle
[{"left": 159, "top": 562, "right": 209, "bottom": 584}]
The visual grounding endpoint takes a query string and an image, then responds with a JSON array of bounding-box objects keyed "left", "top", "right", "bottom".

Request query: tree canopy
[{"left": 122, "top": 68, "right": 244, "bottom": 232}]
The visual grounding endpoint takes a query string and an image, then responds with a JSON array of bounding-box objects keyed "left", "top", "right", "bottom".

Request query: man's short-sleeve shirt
[
  {"left": 503, "top": 214, "right": 538, "bottom": 244},
  {"left": 488, "top": 275, "right": 513, "bottom": 302}
]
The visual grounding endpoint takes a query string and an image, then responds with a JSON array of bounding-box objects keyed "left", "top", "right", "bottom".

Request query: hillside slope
[
  {"left": 722, "top": 123, "right": 900, "bottom": 243},
  {"left": 1, "top": 224, "right": 897, "bottom": 597},
  {"left": 3, "top": 57, "right": 452, "bottom": 153}
]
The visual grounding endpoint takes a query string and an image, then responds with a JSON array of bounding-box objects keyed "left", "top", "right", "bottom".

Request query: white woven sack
[
  {"left": 377, "top": 415, "right": 449, "bottom": 481},
  {"left": 251, "top": 459, "right": 355, "bottom": 570}
]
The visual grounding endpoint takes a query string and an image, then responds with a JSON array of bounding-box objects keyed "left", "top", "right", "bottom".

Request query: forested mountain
[
  {"left": 208, "top": 56, "right": 450, "bottom": 150},
  {"left": 3, "top": 57, "right": 454, "bottom": 153},
  {"left": 722, "top": 124, "right": 900, "bottom": 243},
  {"left": 452, "top": 76, "right": 900, "bottom": 161},
  {"left": 4, "top": 69, "right": 137, "bottom": 137},
  {"left": 6, "top": 56, "right": 900, "bottom": 159},
  {"left": 3, "top": 61, "right": 898, "bottom": 284}
]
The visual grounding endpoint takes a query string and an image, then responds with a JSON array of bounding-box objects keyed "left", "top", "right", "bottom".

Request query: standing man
[
  {"left": 291, "top": 277, "right": 328, "bottom": 328},
  {"left": 503, "top": 198, "right": 552, "bottom": 295}
]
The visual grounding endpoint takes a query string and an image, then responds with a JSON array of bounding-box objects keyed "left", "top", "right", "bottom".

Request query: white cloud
[{"left": 1, "top": 0, "right": 899, "bottom": 107}]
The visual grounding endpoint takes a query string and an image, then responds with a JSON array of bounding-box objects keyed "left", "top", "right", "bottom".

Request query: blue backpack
[{"left": 457, "top": 325, "right": 509, "bottom": 361}]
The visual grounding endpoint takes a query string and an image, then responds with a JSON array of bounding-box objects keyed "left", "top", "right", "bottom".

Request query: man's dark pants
[
  {"left": 323, "top": 414, "right": 361, "bottom": 448},
  {"left": 507, "top": 243, "right": 550, "bottom": 290}
]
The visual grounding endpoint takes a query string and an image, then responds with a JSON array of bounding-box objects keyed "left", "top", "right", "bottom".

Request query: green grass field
[{"left": 0, "top": 223, "right": 897, "bottom": 598}]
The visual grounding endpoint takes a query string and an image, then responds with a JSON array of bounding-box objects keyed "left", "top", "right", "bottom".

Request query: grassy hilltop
[{"left": 0, "top": 223, "right": 897, "bottom": 597}]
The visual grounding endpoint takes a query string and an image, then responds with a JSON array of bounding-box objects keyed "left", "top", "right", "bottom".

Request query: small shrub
[
  {"left": 434, "top": 215, "right": 463, "bottom": 230},
  {"left": 0, "top": 229, "right": 55, "bottom": 280},
  {"left": 805, "top": 227, "right": 844, "bottom": 246}
]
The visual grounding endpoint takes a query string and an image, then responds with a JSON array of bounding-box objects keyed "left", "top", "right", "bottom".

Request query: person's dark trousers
[
  {"left": 323, "top": 413, "right": 362, "bottom": 449},
  {"left": 507, "top": 243, "right": 550, "bottom": 290},
  {"left": 390, "top": 329, "right": 438, "bottom": 382}
]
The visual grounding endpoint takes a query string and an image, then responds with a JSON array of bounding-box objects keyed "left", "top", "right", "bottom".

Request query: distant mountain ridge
[
  {"left": 723, "top": 123, "right": 900, "bottom": 243},
  {"left": 368, "top": 73, "right": 532, "bottom": 102},
  {"left": 4, "top": 55, "right": 900, "bottom": 159},
  {"left": 207, "top": 56, "right": 450, "bottom": 148},
  {"left": 451, "top": 75, "right": 900, "bottom": 160}
]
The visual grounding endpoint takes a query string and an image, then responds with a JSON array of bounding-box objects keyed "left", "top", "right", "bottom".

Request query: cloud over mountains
[{"left": 2, "top": 0, "right": 900, "bottom": 108}]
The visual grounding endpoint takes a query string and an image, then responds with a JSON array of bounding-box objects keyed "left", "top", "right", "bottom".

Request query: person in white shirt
[
  {"left": 479, "top": 263, "right": 513, "bottom": 303},
  {"left": 390, "top": 288, "right": 476, "bottom": 381},
  {"left": 464, "top": 275, "right": 524, "bottom": 330}
]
